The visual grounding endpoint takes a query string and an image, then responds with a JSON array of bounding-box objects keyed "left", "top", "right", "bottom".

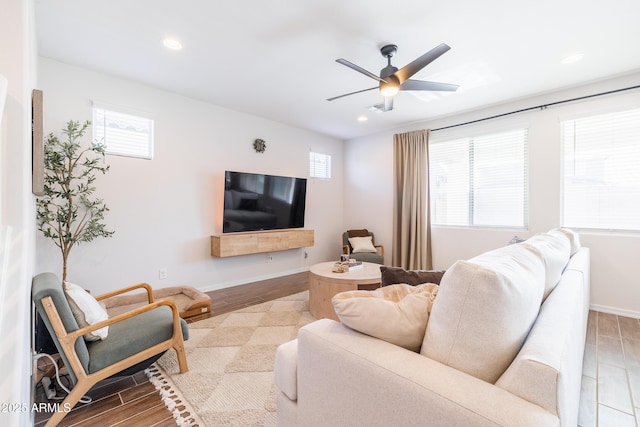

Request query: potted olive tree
[{"left": 36, "top": 120, "right": 114, "bottom": 283}]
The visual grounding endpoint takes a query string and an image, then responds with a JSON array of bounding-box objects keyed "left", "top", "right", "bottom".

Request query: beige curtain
[{"left": 392, "top": 129, "right": 432, "bottom": 270}]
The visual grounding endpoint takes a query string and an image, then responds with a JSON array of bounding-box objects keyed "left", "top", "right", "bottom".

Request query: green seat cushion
[
  {"left": 87, "top": 305, "right": 189, "bottom": 374},
  {"left": 350, "top": 252, "right": 384, "bottom": 264}
]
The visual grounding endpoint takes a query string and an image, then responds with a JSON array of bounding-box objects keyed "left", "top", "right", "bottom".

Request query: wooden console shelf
[{"left": 211, "top": 229, "right": 314, "bottom": 257}]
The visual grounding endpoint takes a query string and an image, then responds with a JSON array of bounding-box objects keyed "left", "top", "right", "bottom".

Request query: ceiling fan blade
[
  {"left": 336, "top": 59, "right": 388, "bottom": 83},
  {"left": 400, "top": 79, "right": 459, "bottom": 92},
  {"left": 326, "top": 86, "right": 378, "bottom": 102},
  {"left": 394, "top": 43, "right": 451, "bottom": 84}
]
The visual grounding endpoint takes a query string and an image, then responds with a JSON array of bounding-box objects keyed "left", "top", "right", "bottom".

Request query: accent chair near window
[{"left": 342, "top": 229, "right": 385, "bottom": 264}]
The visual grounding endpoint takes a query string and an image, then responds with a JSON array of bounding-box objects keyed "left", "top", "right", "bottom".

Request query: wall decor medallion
[{"left": 253, "top": 138, "right": 267, "bottom": 153}]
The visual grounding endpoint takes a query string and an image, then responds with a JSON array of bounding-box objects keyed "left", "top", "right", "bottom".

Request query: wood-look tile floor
[
  {"left": 34, "top": 272, "right": 639, "bottom": 426},
  {"left": 579, "top": 310, "right": 640, "bottom": 427}
]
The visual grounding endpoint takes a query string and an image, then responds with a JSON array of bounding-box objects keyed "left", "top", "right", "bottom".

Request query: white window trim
[
  {"left": 309, "top": 151, "right": 331, "bottom": 179},
  {"left": 92, "top": 101, "right": 154, "bottom": 160},
  {"left": 429, "top": 127, "right": 529, "bottom": 229},
  {"left": 560, "top": 106, "right": 640, "bottom": 233}
]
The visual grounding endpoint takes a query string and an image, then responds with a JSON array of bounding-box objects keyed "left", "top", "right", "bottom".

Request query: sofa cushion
[
  {"left": 380, "top": 266, "right": 446, "bottom": 287},
  {"left": 523, "top": 231, "right": 571, "bottom": 299},
  {"left": 553, "top": 227, "right": 581, "bottom": 255},
  {"left": 332, "top": 283, "right": 439, "bottom": 352},
  {"left": 422, "top": 244, "right": 545, "bottom": 383}
]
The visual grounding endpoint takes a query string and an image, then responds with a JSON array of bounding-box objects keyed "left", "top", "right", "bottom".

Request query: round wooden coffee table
[{"left": 309, "top": 261, "right": 382, "bottom": 321}]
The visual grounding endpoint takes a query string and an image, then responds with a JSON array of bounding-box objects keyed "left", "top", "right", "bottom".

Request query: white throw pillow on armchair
[
  {"left": 348, "top": 236, "right": 377, "bottom": 253},
  {"left": 64, "top": 281, "right": 109, "bottom": 341}
]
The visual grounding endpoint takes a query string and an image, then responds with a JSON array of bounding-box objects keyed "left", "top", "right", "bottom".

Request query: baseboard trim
[
  {"left": 590, "top": 304, "right": 640, "bottom": 319},
  {"left": 198, "top": 267, "right": 310, "bottom": 293}
]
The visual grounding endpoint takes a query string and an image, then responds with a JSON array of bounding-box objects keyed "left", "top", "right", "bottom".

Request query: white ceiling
[{"left": 35, "top": 0, "right": 640, "bottom": 140}]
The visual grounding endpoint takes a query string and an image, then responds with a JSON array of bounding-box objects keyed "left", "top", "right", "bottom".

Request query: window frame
[
  {"left": 309, "top": 151, "right": 331, "bottom": 179},
  {"left": 92, "top": 102, "right": 154, "bottom": 160},
  {"left": 560, "top": 106, "right": 640, "bottom": 233},
  {"left": 429, "top": 126, "right": 529, "bottom": 229}
]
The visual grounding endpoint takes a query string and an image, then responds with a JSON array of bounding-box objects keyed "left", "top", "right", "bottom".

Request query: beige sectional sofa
[{"left": 274, "top": 229, "right": 589, "bottom": 426}]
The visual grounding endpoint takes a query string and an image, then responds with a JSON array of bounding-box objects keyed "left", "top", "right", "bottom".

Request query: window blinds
[
  {"left": 309, "top": 152, "right": 331, "bottom": 179},
  {"left": 93, "top": 107, "right": 154, "bottom": 159},
  {"left": 429, "top": 128, "right": 528, "bottom": 228},
  {"left": 562, "top": 108, "right": 640, "bottom": 231}
]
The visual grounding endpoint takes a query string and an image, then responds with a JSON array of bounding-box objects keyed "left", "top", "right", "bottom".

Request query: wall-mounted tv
[{"left": 223, "top": 170, "right": 307, "bottom": 233}]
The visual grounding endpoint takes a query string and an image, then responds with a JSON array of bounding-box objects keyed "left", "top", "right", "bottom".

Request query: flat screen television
[{"left": 222, "top": 170, "right": 307, "bottom": 233}]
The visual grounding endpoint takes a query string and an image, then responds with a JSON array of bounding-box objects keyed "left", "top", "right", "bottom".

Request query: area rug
[{"left": 145, "top": 291, "right": 314, "bottom": 426}]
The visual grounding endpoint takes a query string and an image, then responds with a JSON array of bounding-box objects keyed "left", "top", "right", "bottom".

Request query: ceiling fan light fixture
[{"left": 379, "top": 82, "right": 399, "bottom": 97}]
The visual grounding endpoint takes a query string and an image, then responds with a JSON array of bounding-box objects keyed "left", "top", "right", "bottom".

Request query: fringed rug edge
[{"left": 145, "top": 364, "right": 205, "bottom": 427}]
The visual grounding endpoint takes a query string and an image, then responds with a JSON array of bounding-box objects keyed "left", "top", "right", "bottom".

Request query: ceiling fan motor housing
[{"left": 379, "top": 45, "right": 400, "bottom": 95}]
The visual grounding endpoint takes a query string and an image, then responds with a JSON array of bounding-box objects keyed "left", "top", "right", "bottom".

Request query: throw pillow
[
  {"left": 332, "top": 283, "right": 439, "bottom": 352},
  {"left": 380, "top": 266, "right": 446, "bottom": 287},
  {"left": 64, "top": 282, "right": 109, "bottom": 341},
  {"left": 348, "top": 236, "right": 377, "bottom": 253}
]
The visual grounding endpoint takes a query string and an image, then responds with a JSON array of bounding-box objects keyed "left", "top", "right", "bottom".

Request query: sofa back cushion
[
  {"left": 554, "top": 227, "right": 581, "bottom": 255},
  {"left": 522, "top": 230, "right": 571, "bottom": 300},
  {"left": 421, "top": 244, "right": 545, "bottom": 383}
]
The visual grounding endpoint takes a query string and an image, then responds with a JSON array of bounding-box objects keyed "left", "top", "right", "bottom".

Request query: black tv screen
[{"left": 223, "top": 171, "right": 307, "bottom": 233}]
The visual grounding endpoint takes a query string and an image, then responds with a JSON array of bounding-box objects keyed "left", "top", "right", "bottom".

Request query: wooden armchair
[
  {"left": 32, "top": 272, "right": 189, "bottom": 427},
  {"left": 342, "top": 229, "right": 385, "bottom": 264}
]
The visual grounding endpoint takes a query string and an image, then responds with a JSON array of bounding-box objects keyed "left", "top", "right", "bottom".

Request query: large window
[
  {"left": 429, "top": 128, "right": 528, "bottom": 228},
  {"left": 93, "top": 104, "right": 154, "bottom": 159},
  {"left": 562, "top": 108, "right": 640, "bottom": 231}
]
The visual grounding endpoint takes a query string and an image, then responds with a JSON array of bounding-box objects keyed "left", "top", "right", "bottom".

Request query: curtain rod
[{"left": 431, "top": 84, "right": 640, "bottom": 132}]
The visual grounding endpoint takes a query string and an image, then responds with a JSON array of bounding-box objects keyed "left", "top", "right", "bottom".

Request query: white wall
[
  {"left": 0, "top": 0, "right": 37, "bottom": 424},
  {"left": 342, "top": 128, "right": 395, "bottom": 263},
  {"left": 345, "top": 71, "right": 640, "bottom": 318},
  {"left": 36, "top": 58, "right": 344, "bottom": 295}
]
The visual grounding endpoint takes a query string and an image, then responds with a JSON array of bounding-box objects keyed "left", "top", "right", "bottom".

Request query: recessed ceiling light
[
  {"left": 162, "top": 38, "right": 183, "bottom": 51},
  {"left": 561, "top": 53, "right": 584, "bottom": 65},
  {"left": 357, "top": 115, "right": 368, "bottom": 122}
]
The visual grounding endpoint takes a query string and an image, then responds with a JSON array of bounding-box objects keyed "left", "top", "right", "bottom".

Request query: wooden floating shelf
[{"left": 211, "top": 229, "right": 314, "bottom": 258}]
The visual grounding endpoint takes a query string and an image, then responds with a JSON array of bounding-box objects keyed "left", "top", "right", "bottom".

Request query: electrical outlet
[
  {"left": 266, "top": 253, "right": 273, "bottom": 263},
  {"left": 159, "top": 268, "right": 168, "bottom": 280},
  {"left": 304, "top": 251, "right": 309, "bottom": 259}
]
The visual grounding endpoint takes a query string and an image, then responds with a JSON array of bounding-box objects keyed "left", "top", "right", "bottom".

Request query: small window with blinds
[
  {"left": 309, "top": 151, "right": 331, "bottom": 179},
  {"left": 92, "top": 105, "right": 154, "bottom": 159},
  {"left": 562, "top": 108, "right": 640, "bottom": 231},
  {"left": 429, "top": 128, "right": 529, "bottom": 228}
]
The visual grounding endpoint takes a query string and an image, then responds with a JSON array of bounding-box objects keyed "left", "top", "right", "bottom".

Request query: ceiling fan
[{"left": 327, "top": 43, "right": 459, "bottom": 111}]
